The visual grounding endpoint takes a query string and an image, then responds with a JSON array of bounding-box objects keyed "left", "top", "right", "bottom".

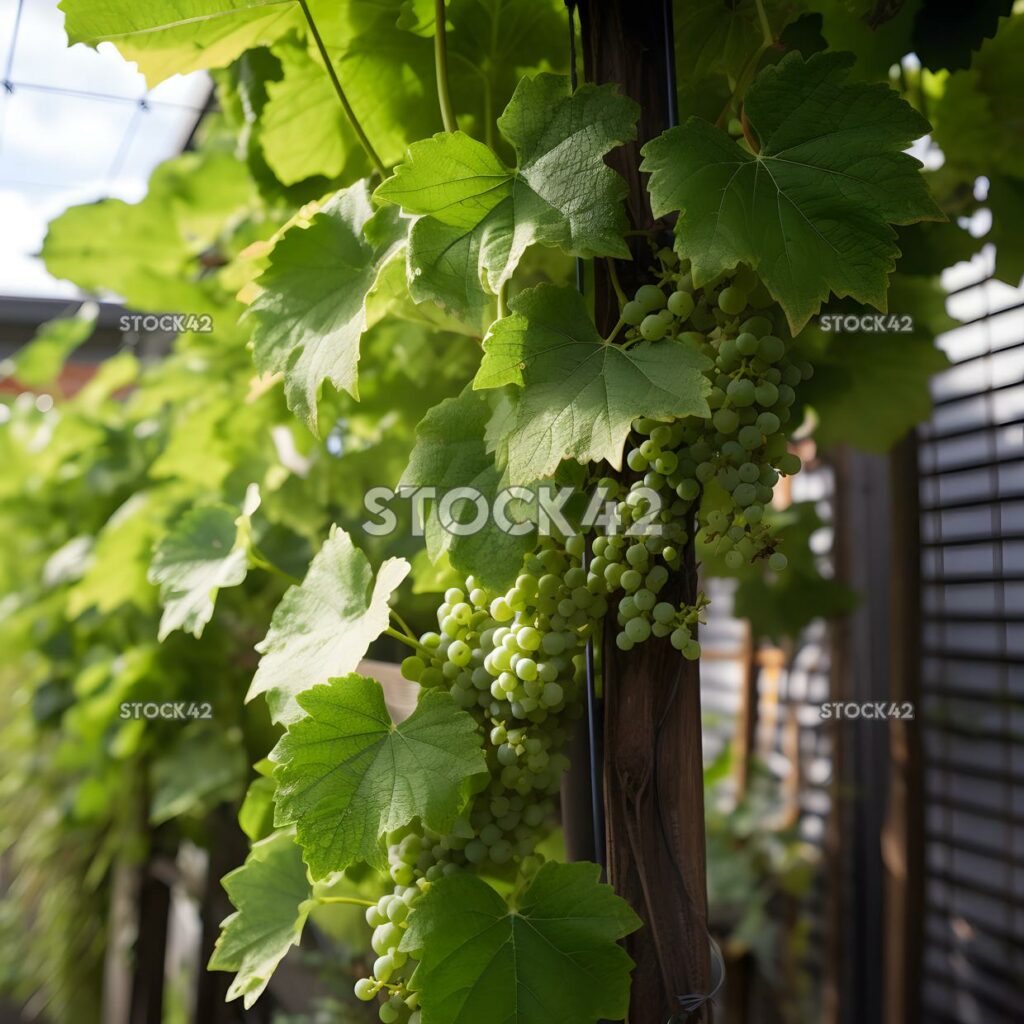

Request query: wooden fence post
[{"left": 576, "top": 3, "right": 712, "bottom": 1019}]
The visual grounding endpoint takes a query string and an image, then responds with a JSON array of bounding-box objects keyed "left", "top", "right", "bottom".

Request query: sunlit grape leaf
[
  {"left": 59, "top": 0, "right": 302, "bottom": 85},
  {"left": 148, "top": 503, "right": 252, "bottom": 642},
  {"left": 643, "top": 52, "right": 942, "bottom": 332},
  {"left": 209, "top": 830, "right": 315, "bottom": 1009},
  {"left": 401, "top": 389, "right": 534, "bottom": 589},
  {"left": 68, "top": 490, "right": 176, "bottom": 617},
  {"left": 401, "top": 861, "right": 641, "bottom": 1024},
  {"left": 474, "top": 285, "right": 711, "bottom": 484},
  {"left": 375, "top": 73, "right": 638, "bottom": 315},
  {"left": 272, "top": 675, "right": 485, "bottom": 877},
  {"left": 248, "top": 182, "right": 406, "bottom": 432},
  {"left": 254, "top": 40, "right": 368, "bottom": 187},
  {"left": 43, "top": 151, "right": 254, "bottom": 311},
  {"left": 260, "top": 19, "right": 437, "bottom": 187},
  {"left": 247, "top": 525, "right": 410, "bottom": 724},
  {"left": 0, "top": 302, "right": 98, "bottom": 389}
]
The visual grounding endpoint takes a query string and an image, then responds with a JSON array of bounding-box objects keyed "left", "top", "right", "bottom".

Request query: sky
[{"left": 0, "top": 0, "right": 210, "bottom": 299}]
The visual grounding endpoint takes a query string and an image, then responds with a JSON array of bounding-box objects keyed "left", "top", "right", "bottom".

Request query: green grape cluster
[
  {"left": 352, "top": 253, "right": 809, "bottom": 1021},
  {"left": 353, "top": 529, "right": 703, "bottom": 1017},
  {"left": 620, "top": 250, "right": 812, "bottom": 573}
]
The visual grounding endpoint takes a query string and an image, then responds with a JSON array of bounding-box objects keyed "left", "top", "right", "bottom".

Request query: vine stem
[
  {"left": 390, "top": 609, "right": 419, "bottom": 643},
  {"left": 753, "top": 0, "right": 773, "bottom": 48},
  {"left": 606, "top": 259, "right": 628, "bottom": 309},
  {"left": 434, "top": 0, "right": 458, "bottom": 132},
  {"left": 497, "top": 281, "right": 509, "bottom": 319},
  {"left": 316, "top": 895, "right": 376, "bottom": 909},
  {"left": 297, "top": 0, "right": 387, "bottom": 179},
  {"left": 249, "top": 549, "right": 302, "bottom": 586},
  {"left": 385, "top": 626, "right": 433, "bottom": 660}
]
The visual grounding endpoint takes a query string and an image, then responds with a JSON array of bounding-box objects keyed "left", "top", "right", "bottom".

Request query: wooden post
[
  {"left": 881, "top": 434, "right": 924, "bottom": 1024},
  {"left": 575, "top": 4, "right": 712, "bottom": 1020}
]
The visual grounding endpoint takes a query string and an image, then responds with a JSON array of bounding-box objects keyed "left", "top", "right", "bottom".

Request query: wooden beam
[
  {"left": 576, "top": 4, "right": 712, "bottom": 1019},
  {"left": 881, "top": 434, "right": 924, "bottom": 1024}
]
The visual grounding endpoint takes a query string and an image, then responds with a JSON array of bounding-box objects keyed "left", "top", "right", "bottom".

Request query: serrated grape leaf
[
  {"left": 209, "top": 830, "right": 315, "bottom": 1009},
  {"left": 405, "top": 216, "right": 492, "bottom": 331},
  {"left": 801, "top": 277, "right": 952, "bottom": 451},
  {"left": 59, "top": 0, "right": 302, "bottom": 86},
  {"left": 473, "top": 285, "right": 711, "bottom": 484},
  {"left": 401, "top": 861, "right": 641, "bottom": 1024},
  {"left": 375, "top": 73, "right": 637, "bottom": 317},
  {"left": 0, "top": 302, "right": 98, "bottom": 389},
  {"left": 150, "top": 722, "right": 248, "bottom": 824},
  {"left": 247, "top": 525, "right": 410, "bottom": 724},
  {"left": 148, "top": 504, "right": 251, "bottom": 642},
  {"left": 642, "top": 51, "right": 942, "bottom": 333},
  {"left": 249, "top": 181, "right": 406, "bottom": 432},
  {"left": 401, "top": 389, "right": 534, "bottom": 590},
  {"left": 271, "top": 675, "right": 486, "bottom": 877}
]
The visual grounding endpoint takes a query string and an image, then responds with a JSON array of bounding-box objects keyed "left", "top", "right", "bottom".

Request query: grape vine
[{"left": 2, "top": 1, "right": 1000, "bottom": 1022}]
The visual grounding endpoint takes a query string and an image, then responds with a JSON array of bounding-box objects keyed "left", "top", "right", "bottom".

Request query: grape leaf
[
  {"left": 732, "top": 503, "right": 858, "bottom": 640},
  {"left": 401, "top": 389, "right": 535, "bottom": 590},
  {"left": 247, "top": 526, "right": 409, "bottom": 723},
  {"left": 375, "top": 73, "right": 638, "bottom": 313},
  {"left": 473, "top": 285, "right": 711, "bottom": 484},
  {"left": 43, "top": 150, "right": 254, "bottom": 312},
  {"left": 642, "top": 51, "right": 942, "bottom": 333},
  {"left": 59, "top": 0, "right": 301, "bottom": 86},
  {"left": 260, "top": 15, "right": 438, "bottom": 187},
  {"left": 150, "top": 722, "right": 248, "bottom": 823},
  {"left": 0, "top": 302, "right": 98, "bottom": 389},
  {"left": 249, "top": 181, "right": 406, "bottom": 432},
  {"left": 932, "top": 16, "right": 1024, "bottom": 180},
  {"left": 208, "top": 830, "right": 315, "bottom": 1009},
  {"left": 912, "top": 0, "right": 1014, "bottom": 72},
  {"left": 148, "top": 501, "right": 253, "bottom": 642},
  {"left": 801, "top": 277, "right": 952, "bottom": 451},
  {"left": 401, "top": 861, "right": 641, "bottom": 1024},
  {"left": 988, "top": 176, "right": 1024, "bottom": 287},
  {"left": 258, "top": 40, "right": 372, "bottom": 186},
  {"left": 271, "top": 675, "right": 486, "bottom": 877}
]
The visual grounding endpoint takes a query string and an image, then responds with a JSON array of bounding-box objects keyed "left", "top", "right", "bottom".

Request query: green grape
[
  {"left": 635, "top": 284, "right": 667, "bottom": 310},
  {"left": 769, "top": 552, "right": 788, "bottom": 571},
  {"left": 718, "top": 285, "right": 747, "bottom": 315},
  {"left": 777, "top": 452, "right": 802, "bottom": 475},
  {"left": 725, "top": 550, "right": 744, "bottom": 570},
  {"left": 713, "top": 408, "right": 739, "bottom": 434},
  {"left": 625, "top": 617, "right": 651, "bottom": 643},
  {"left": 355, "top": 978, "right": 378, "bottom": 1001},
  {"left": 640, "top": 314, "right": 668, "bottom": 340},
  {"left": 727, "top": 378, "right": 756, "bottom": 406},
  {"left": 736, "top": 332, "right": 760, "bottom": 356},
  {"left": 622, "top": 300, "right": 646, "bottom": 325},
  {"left": 667, "top": 290, "right": 695, "bottom": 318}
]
